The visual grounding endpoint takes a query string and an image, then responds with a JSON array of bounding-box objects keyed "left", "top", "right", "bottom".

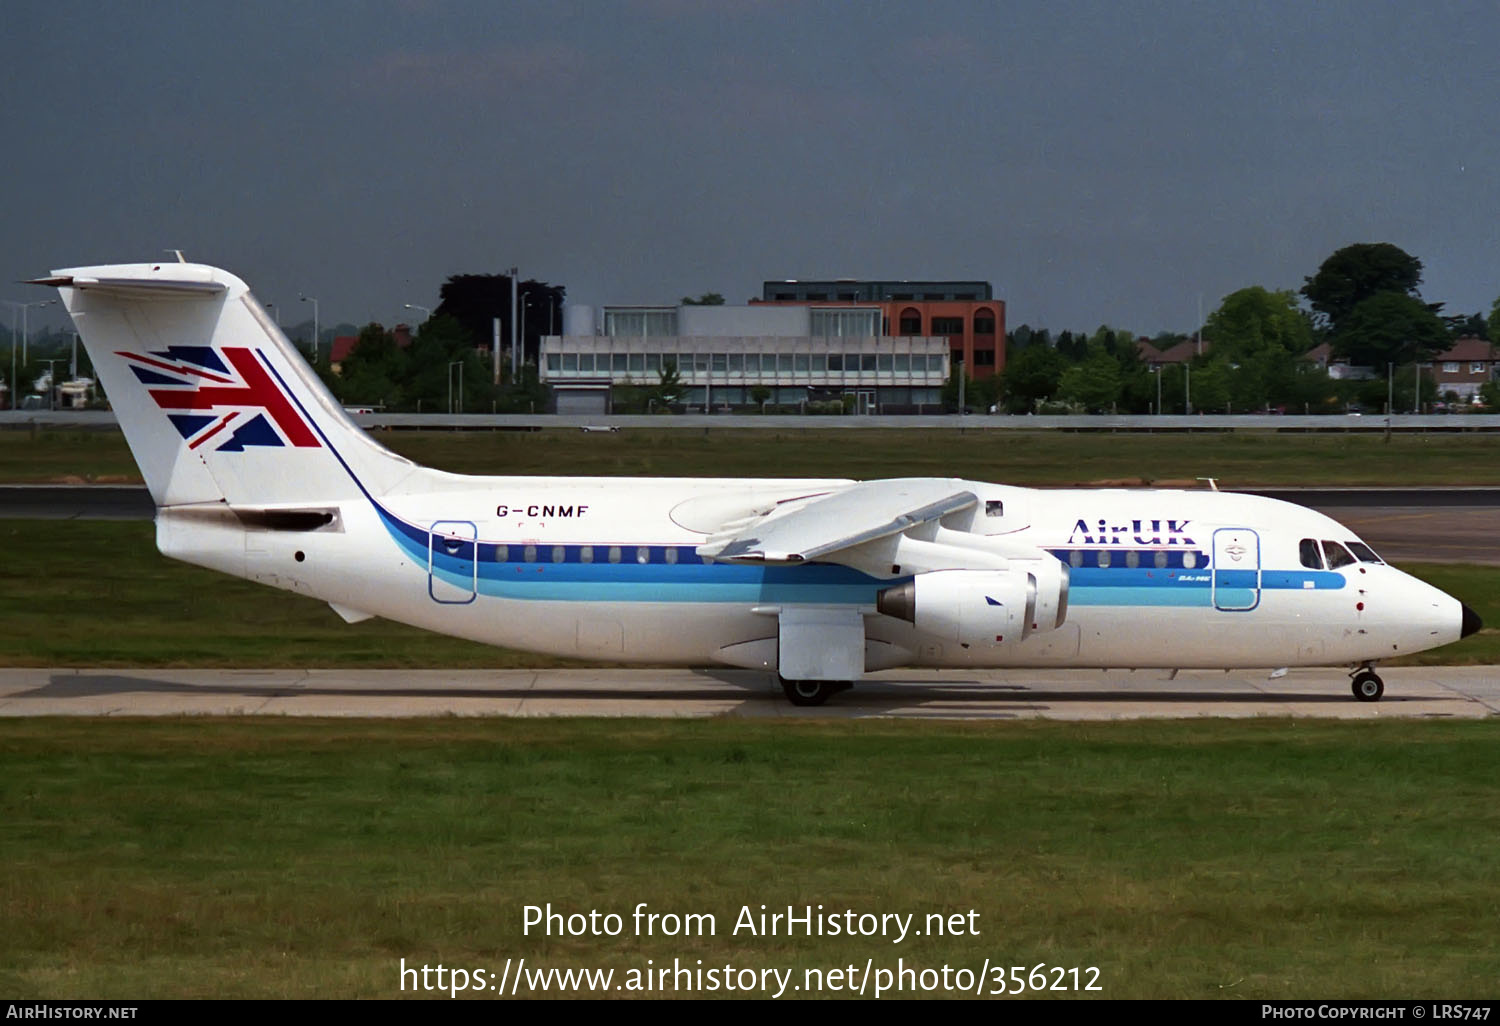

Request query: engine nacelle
[{"left": 876, "top": 563, "right": 1069, "bottom": 647}]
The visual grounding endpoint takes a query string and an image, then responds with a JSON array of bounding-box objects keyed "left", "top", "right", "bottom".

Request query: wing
[{"left": 696, "top": 478, "right": 978, "bottom": 564}]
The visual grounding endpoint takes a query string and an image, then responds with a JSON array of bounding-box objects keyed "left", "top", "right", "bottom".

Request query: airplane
[{"left": 30, "top": 260, "right": 1481, "bottom": 706}]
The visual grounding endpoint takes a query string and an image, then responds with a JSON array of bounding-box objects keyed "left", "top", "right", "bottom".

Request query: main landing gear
[
  {"left": 1349, "top": 665, "right": 1384, "bottom": 702},
  {"left": 779, "top": 678, "right": 853, "bottom": 707}
]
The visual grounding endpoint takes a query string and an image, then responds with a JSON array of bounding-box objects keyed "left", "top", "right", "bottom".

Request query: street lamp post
[
  {"left": 21, "top": 299, "right": 53, "bottom": 363},
  {"left": 4, "top": 299, "right": 55, "bottom": 409},
  {"left": 3, "top": 298, "right": 56, "bottom": 363},
  {"left": 404, "top": 303, "right": 430, "bottom": 321},
  {"left": 448, "top": 361, "right": 464, "bottom": 414},
  {"left": 507, "top": 268, "right": 518, "bottom": 384},
  {"left": 300, "top": 295, "right": 319, "bottom": 361},
  {"left": 3, "top": 303, "right": 18, "bottom": 410}
]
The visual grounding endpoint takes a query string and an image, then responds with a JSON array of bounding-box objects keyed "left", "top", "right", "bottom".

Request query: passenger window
[
  {"left": 1153, "top": 551, "right": 1168, "bottom": 569},
  {"left": 665, "top": 548, "right": 679, "bottom": 565},
  {"left": 1183, "top": 551, "right": 1198, "bottom": 569},
  {"left": 1125, "top": 550, "right": 1140, "bottom": 569},
  {"left": 551, "top": 546, "right": 565, "bottom": 563},
  {"left": 1299, "top": 539, "right": 1323, "bottom": 569},
  {"left": 1097, "top": 550, "right": 1111, "bottom": 569},
  {"left": 523, "top": 545, "right": 537, "bottom": 563},
  {"left": 1322, "top": 541, "right": 1356, "bottom": 569},
  {"left": 1068, "top": 550, "right": 1083, "bottom": 568},
  {"left": 495, "top": 544, "right": 508, "bottom": 563},
  {"left": 636, "top": 546, "right": 650, "bottom": 564},
  {"left": 608, "top": 546, "right": 621, "bottom": 564},
  {"left": 579, "top": 546, "right": 593, "bottom": 564},
  {"left": 1347, "top": 542, "right": 1383, "bottom": 564}
]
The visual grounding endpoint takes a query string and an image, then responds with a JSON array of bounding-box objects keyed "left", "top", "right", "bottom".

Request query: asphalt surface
[{"left": 2, "top": 666, "right": 1496, "bottom": 720}]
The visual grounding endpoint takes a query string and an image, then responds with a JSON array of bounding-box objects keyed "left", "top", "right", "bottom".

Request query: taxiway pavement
[{"left": 2, "top": 666, "right": 1496, "bottom": 721}]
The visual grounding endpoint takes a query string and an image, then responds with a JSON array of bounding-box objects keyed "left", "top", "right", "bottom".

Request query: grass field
[
  {"left": 3, "top": 429, "right": 1498, "bottom": 1002},
  {"left": 2, "top": 717, "right": 1497, "bottom": 999},
  {"left": 1, "top": 519, "right": 1495, "bottom": 667},
  {"left": 4, "top": 425, "right": 1500, "bottom": 486}
]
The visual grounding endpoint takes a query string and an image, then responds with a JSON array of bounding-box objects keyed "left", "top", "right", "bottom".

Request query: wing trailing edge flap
[{"left": 697, "top": 478, "right": 979, "bottom": 565}]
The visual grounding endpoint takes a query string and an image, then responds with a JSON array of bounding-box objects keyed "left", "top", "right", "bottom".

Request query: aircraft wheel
[
  {"left": 781, "top": 678, "right": 836, "bottom": 707},
  {"left": 1351, "top": 671, "right": 1384, "bottom": 702}
]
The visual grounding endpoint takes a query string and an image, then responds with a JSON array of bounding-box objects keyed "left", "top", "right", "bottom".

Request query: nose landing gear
[{"left": 1349, "top": 665, "right": 1384, "bottom": 702}]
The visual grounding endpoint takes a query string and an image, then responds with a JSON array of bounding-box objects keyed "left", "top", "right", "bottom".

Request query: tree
[
  {"left": 338, "top": 323, "right": 409, "bottom": 408},
  {"left": 1204, "top": 287, "right": 1314, "bottom": 360},
  {"left": 1479, "top": 379, "right": 1500, "bottom": 410},
  {"left": 1186, "top": 359, "right": 1231, "bottom": 413},
  {"left": 1301, "top": 243, "right": 1425, "bottom": 331},
  {"left": 1055, "top": 330, "right": 1087, "bottom": 362},
  {"left": 1056, "top": 349, "right": 1122, "bottom": 412},
  {"left": 403, "top": 314, "right": 492, "bottom": 412},
  {"left": 680, "top": 293, "right": 725, "bottom": 306},
  {"left": 999, "top": 341, "right": 1066, "bottom": 413},
  {"left": 435, "top": 273, "right": 564, "bottom": 367},
  {"left": 1444, "top": 312, "right": 1488, "bottom": 340},
  {"left": 1331, "top": 292, "right": 1449, "bottom": 368},
  {"left": 1488, "top": 296, "right": 1500, "bottom": 343},
  {"left": 654, "top": 360, "right": 686, "bottom": 411}
]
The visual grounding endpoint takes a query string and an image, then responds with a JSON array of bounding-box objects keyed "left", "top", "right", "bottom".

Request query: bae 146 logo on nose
[{"left": 117, "top": 346, "right": 320, "bottom": 452}]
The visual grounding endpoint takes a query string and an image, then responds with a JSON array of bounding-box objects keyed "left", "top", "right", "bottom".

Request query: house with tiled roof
[
  {"left": 1431, "top": 336, "right": 1496, "bottom": 399},
  {"left": 1302, "top": 342, "right": 1377, "bottom": 381},
  {"left": 1135, "top": 337, "right": 1204, "bottom": 367}
]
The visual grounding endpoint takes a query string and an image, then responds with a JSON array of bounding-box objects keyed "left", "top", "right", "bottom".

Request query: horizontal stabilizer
[{"left": 27, "top": 274, "right": 226, "bottom": 299}]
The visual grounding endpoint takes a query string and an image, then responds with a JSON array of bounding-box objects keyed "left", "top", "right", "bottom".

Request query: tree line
[{"left": 992, "top": 242, "right": 1500, "bottom": 415}]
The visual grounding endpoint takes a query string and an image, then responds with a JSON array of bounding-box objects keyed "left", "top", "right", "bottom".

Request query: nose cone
[{"left": 1462, "top": 604, "right": 1483, "bottom": 639}]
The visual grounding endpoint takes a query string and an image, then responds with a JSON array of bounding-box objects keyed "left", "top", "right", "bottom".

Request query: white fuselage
[{"left": 156, "top": 474, "right": 1463, "bottom": 674}]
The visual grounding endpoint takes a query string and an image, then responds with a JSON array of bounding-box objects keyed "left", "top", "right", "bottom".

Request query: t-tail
[
  {"left": 33, "top": 261, "right": 416, "bottom": 506},
  {"left": 31, "top": 262, "right": 432, "bottom": 584}
]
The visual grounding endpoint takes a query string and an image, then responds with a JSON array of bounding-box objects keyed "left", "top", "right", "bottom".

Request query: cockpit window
[
  {"left": 1299, "top": 538, "right": 1324, "bottom": 570},
  {"left": 1347, "top": 542, "right": 1383, "bottom": 564},
  {"left": 1322, "top": 540, "right": 1356, "bottom": 569}
]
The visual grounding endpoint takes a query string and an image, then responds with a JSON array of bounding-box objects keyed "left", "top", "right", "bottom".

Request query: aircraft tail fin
[{"left": 35, "top": 262, "right": 419, "bottom": 508}]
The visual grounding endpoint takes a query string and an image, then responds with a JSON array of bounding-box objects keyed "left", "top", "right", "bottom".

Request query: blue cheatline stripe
[
  {"left": 395, "top": 520, "right": 891, "bottom": 606},
  {"left": 1069, "top": 587, "right": 1210, "bottom": 608}
]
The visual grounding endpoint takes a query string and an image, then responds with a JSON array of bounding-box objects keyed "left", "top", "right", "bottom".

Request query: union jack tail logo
[{"left": 118, "top": 345, "right": 321, "bottom": 452}]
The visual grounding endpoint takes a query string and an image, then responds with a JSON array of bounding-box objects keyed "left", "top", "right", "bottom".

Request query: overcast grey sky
[{"left": 3, "top": 0, "right": 1497, "bottom": 337}]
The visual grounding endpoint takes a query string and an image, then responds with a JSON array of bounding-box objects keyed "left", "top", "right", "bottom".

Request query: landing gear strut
[
  {"left": 1349, "top": 666, "right": 1384, "bottom": 702},
  {"left": 779, "top": 678, "right": 852, "bottom": 707}
]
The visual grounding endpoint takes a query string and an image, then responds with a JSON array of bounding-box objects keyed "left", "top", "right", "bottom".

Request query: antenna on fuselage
[
  {"left": 165, "top": 249, "right": 186, "bottom": 263},
  {"left": 1196, "top": 477, "right": 1219, "bottom": 492}
]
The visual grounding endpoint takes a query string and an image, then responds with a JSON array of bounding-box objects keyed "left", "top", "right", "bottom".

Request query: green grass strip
[
  {"left": 1, "top": 718, "right": 1497, "bottom": 998},
  {"left": 7, "top": 427, "right": 1500, "bottom": 486}
]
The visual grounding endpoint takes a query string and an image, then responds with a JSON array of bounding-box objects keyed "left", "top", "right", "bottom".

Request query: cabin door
[
  {"left": 1211, "top": 527, "right": 1261, "bottom": 612},
  {"left": 428, "top": 520, "right": 478, "bottom": 604}
]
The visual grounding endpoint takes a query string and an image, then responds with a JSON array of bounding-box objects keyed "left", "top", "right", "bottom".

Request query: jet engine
[{"left": 876, "top": 563, "right": 1069, "bottom": 647}]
